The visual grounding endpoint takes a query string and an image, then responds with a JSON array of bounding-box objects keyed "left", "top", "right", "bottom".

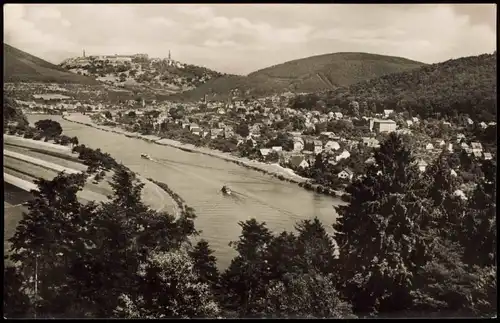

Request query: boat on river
[
  {"left": 221, "top": 185, "right": 232, "bottom": 195},
  {"left": 141, "top": 153, "right": 151, "bottom": 160}
]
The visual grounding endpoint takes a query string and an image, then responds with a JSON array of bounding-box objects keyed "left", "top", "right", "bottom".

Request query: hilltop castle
[{"left": 80, "top": 49, "right": 173, "bottom": 64}]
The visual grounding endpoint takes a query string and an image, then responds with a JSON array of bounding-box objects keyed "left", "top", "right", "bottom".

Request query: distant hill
[
  {"left": 291, "top": 53, "right": 497, "bottom": 121},
  {"left": 59, "top": 54, "right": 227, "bottom": 95},
  {"left": 3, "top": 44, "right": 99, "bottom": 85},
  {"left": 169, "top": 52, "right": 425, "bottom": 101}
]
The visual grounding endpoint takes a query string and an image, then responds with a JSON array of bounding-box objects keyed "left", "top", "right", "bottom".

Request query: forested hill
[
  {"left": 169, "top": 52, "right": 424, "bottom": 102},
  {"left": 292, "top": 53, "right": 496, "bottom": 121}
]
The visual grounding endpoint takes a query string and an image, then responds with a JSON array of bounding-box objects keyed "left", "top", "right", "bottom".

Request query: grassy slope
[
  {"left": 170, "top": 52, "right": 425, "bottom": 101},
  {"left": 3, "top": 43, "right": 100, "bottom": 84}
]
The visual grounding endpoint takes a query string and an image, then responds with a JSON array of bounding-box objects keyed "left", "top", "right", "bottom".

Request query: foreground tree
[
  {"left": 334, "top": 133, "right": 431, "bottom": 315},
  {"left": 255, "top": 272, "right": 353, "bottom": 318},
  {"left": 114, "top": 250, "right": 220, "bottom": 318},
  {"left": 220, "top": 219, "right": 273, "bottom": 317},
  {"left": 34, "top": 119, "right": 63, "bottom": 139},
  {"left": 189, "top": 240, "right": 220, "bottom": 290},
  {"left": 5, "top": 161, "right": 199, "bottom": 318}
]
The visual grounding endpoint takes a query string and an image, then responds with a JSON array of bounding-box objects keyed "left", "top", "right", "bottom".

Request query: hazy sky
[{"left": 4, "top": 4, "right": 497, "bottom": 75}]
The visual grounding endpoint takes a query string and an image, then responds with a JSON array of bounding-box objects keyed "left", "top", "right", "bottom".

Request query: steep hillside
[
  {"left": 169, "top": 52, "right": 425, "bottom": 101},
  {"left": 59, "top": 55, "right": 227, "bottom": 94},
  {"left": 291, "top": 53, "right": 497, "bottom": 121},
  {"left": 3, "top": 44, "right": 99, "bottom": 85}
]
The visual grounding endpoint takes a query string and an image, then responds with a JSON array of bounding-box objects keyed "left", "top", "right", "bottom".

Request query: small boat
[
  {"left": 141, "top": 153, "right": 151, "bottom": 160},
  {"left": 221, "top": 185, "right": 232, "bottom": 195}
]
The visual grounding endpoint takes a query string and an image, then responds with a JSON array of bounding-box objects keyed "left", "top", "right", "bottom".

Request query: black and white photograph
[{"left": 3, "top": 3, "right": 497, "bottom": 318}]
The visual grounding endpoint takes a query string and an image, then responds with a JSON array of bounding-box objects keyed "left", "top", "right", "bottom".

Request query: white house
[
  {"left": 338, "top": 168, "right": 354, "bottom": 181},
  {"left": 324, "top": 140, "right": 341, "bottom": 152},
  {"left": 365, "top": 156, "right": 376, "bottom": 165},
  {"left": 259, "top": 148, "right": 271, "bottom": 158},
  {"left": 425, "top": 143, "right": 434, "bottom": 150},
  {"left": 313, "top": 140, "right": 323, "bottom": 155},
  {"left": 293, "top": 138, "right": 304, "bottom": 152},
  {"left": 371, "top": 119, "right": 397, "bottom": 133},
  {"left": 471, "top": 142, "right": 483, "bottom": 152},
  {"left": 417, "top": 159, "right": 428, "bottom": 172},
  {"left": 383, "top": 109, "right": 394, "bottom": 118},
  {"left": 453, "top": 189, "right": 468, "bottom": 201},
  {"left": 335, "top": 150, "right": 351, "bottom": 162},
  {"left": 289, "top": 155, "right": 309, "bottom": 169}
]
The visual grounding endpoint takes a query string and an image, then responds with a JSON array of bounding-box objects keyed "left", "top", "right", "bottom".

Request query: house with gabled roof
[{"left": 338, "top": 168, "right": 354, "bottom": 181}]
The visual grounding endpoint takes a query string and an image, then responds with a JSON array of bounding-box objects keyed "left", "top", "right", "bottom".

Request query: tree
[
  {"left": 220, "top": 219, "right": 273, "bottom": 317},
  {"left": 7, "top": 172, "right": 94, "bottom": 317},
  {"left": 4, "top": 97, "right": 29, "bottom": 128},
  {"left": 119, "top": 73, "right": 127, "bottom": 82},
  {"left": 127, "top": 111, "right": 136, "bottom": 118},
  {"left": 104, "top": 111, "right": 113, "bottom": 120},
  {"left": 70, "top": 136, "right": 79, "bottom": 147},
  {"left": 410, "top": 235, "right": 497, "bottom": 317},
  {"left": 235, "top": 123, "right": 250, "bottom": 138},
  {"left": 461, "top": 178, "right": 496, "bottom": 267},
  {"left": 333, "top": 133, "right": 432, "bottom": 315},
  {"left": 255, "top": 272, "right": 353, "bottom": 318},
  {"left": 294, "top": 218, "right": 338, "bottom": 275},
  {"left": 114, "top": 250, "right": 220, "bottom": 318},
  {"left": 3, "top": 266, "right": 34, "bottom": 318},
  {"left": 189, "top": 240, "right": 220, "bottom": 289},
  {"left": 34, "top": 119, "right": 63, "bottom": 138}
]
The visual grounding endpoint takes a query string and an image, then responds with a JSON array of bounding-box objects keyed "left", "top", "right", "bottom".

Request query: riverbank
[
  {"left": 62, "top": 114, "right": 343, "bottom": 197},
  {"left": 4, "top": 133, "right": 176, "bottom": 214}
]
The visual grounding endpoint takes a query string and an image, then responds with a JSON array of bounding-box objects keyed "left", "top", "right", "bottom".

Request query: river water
[{"left": 27, "top": 115, "right": 341, "bottom": 267}]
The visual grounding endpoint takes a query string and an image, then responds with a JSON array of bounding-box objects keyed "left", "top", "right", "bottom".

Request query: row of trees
[
  {"left": 4, "top": 133, "right": 496, "bottom": 318},
  {"left": 4, "top": 119, "right": 79, "bottom": 147}
]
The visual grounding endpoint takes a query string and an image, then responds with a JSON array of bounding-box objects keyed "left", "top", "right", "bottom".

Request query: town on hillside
[{"left": 5, "top": 78, "right": 497, "bottom": 197}]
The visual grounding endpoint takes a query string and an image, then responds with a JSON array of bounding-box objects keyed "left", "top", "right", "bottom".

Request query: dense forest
[
  {"left": 4, "top": 132, "right": 496, "bottom": 318},
  {"left": 290, "top": 53, "right": 496, "bottom": 122}
]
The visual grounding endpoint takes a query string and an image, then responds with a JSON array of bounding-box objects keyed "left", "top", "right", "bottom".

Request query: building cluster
[{"left": 63, "top": 50, "right": 184, "bottom": 69}]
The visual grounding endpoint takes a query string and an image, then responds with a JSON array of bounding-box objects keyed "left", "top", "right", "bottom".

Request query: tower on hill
[
  {"left": 168, "top": 50, "right": 171, "bottom": 61},
  {"left": 83, "top": 49, "right": 86, "bottom": 58}
]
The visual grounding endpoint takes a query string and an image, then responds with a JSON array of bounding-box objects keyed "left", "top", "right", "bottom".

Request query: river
[{"left": 27, "top": 115, "right": 342, "bottom": 267}]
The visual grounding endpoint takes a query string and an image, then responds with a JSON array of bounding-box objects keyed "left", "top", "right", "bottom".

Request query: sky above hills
[{"left": 4, "top": 4, "right": 496, "bottom": 75}]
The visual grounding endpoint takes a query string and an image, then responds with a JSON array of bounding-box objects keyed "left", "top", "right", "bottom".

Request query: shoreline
[
  {"left": 61, "top": 114, "right": 343, "bottom": 198},
  {"left": 4, "top": 132, "right": 177, "bottom": 215}
]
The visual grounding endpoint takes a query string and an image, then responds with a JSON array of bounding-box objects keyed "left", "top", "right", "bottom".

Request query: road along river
[{"left": 27, "top": 115, "right": 342, "bottom": 268}]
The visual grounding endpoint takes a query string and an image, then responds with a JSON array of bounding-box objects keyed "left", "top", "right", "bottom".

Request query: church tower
[
  {"left": 83, "top": 49, "right": 86, "bottom": 58},
  {"left": 168, "top": 50, "right": 171, "bottom": 61}
]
